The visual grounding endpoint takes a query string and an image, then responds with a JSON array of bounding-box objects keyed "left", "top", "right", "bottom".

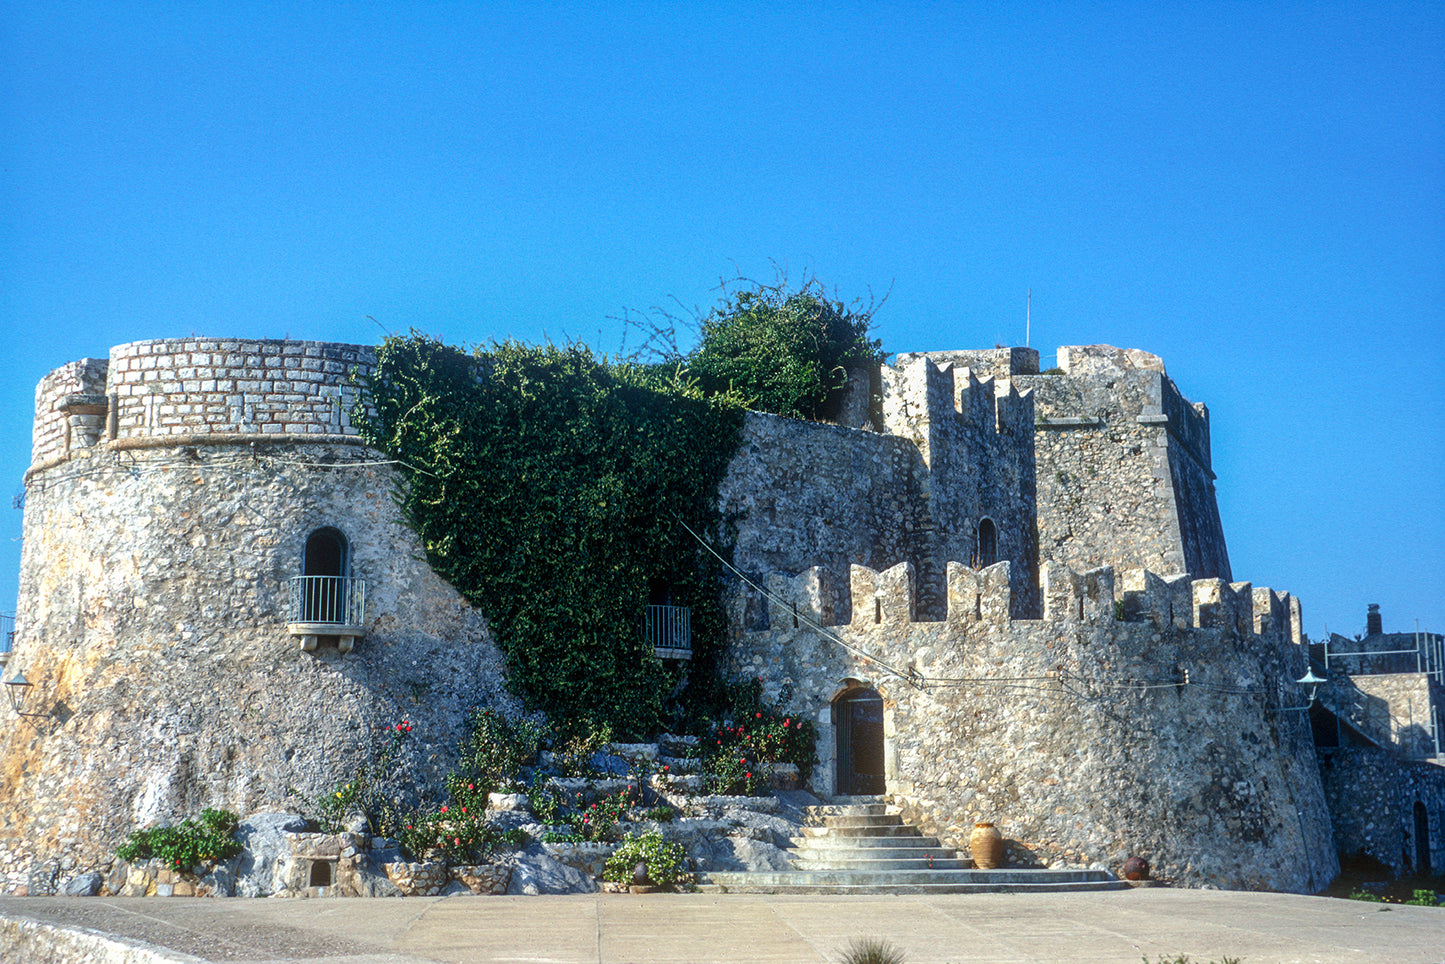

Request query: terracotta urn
[{"left": 969, "top": 822, "right": 1004, "bottom": 869}]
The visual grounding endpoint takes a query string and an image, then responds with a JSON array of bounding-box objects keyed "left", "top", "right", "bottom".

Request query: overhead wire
[{"left": 673, "top": 514, "right": 1274, "bottom": 703}]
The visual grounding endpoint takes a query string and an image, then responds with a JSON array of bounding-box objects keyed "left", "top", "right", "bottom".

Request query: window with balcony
[{"left": 287, "top": 527, "right": 365, "bottom": 653}]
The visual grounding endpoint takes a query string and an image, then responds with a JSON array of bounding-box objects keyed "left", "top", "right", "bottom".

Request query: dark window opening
[
  {"left": 305, "top": 528, "right": 347, "bottom": 578},
  {"left": 300, "top": 528, "right": 349, "bottom": 624},
  {"left": 976, "top": 518, "right": 998, "bottom": 567},
  {"left": 309, "top": 860, "right": 332, "bottom": 888}
]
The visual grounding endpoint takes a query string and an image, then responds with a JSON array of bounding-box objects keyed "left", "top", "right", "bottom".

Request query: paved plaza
[{"left": 1, "top": 888, "right": 1442, "bottom": 963}]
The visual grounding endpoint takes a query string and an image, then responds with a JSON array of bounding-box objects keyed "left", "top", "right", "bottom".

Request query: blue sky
[{"left": 2, "top": 1, "right": 1442, "bottom": 640}]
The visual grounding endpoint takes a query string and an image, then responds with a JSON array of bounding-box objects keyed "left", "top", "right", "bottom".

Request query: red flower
[
  {"left": 755, "top": 712, "right": 762, "bottom": 719},
  {"left": 440, "top": 806, "right": 448, "bottom": 813},
  {"left": 460, "top": 807, "right": 467, "bottom": 814},
  {"left": 745, "top": 772, "right": 752, "bottom": 779},
  {"left": 453, "top": 837, "right": 460, "bottom": 846},
  {"left": 468, "top": 783, "right": 474, "bottom": 791},
  {"left": 662, "top": 765, "right": 670, "bottom": 772}
]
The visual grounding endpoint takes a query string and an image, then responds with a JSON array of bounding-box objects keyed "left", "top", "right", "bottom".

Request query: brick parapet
[{"left": 26, "top": 339, "right": 378, "bottom": 476}]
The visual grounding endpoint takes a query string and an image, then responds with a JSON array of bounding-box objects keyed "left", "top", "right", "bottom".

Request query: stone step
[
  {"left": 793, "top": 856, "right": 972, "bottom": 872},
  {"left": 804, "top": 802, "right": 890, "bottom": 820},
  {"left": 790, "top": 840, "right": 956, "bottom": 857},
  {"left": 800, "top": 823, "right": 918, "bottom": 839},
  {"left": 698, "top": 868, "right": 1127, "bottom": 896},
  {"left": 823, "top": 813, "right": 903, "bottom": 829}
]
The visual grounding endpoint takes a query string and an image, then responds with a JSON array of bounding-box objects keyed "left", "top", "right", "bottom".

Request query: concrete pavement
[{"left": 1, "top": 888, "right": 1442, "bottom": 963}]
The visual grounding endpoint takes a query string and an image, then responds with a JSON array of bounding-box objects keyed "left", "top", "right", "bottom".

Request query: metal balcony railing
[
  {"left": 287, "top": 576, "right": 366, "bottom": 630},
  {"left": 0, "top": 613, "right": 13, "bottom": 667},
  {"left": 644, "top": 605, "right": 691, "bottom": 659}
]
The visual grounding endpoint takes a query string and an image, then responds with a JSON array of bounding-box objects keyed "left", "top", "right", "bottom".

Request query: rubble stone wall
[
  {"left": 1318, "top": 749, "right": 1445, "bottom": 876},
  {"left": 1017, "top": 346, "right": 1231, "bottom": 583},
  {"left": 2, "top": 339, "right": 512, "bottom": 895},
  {"left": 727, "top": 558, "right": 1336, "bottom": 892}
]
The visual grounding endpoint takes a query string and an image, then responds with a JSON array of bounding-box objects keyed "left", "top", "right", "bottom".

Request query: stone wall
[
  {"left": 1318, "top": 749, "right": 1445, "bottom": 876},
  {"left": 726, "top": 558, "right": 1336, "bottom": 892},
  {"left": 880, "top": 356, "right": 1038, "bottom": 618},
  {"left": 1, "top": 339, "right": 513, "bottom": 894},
  {"left": 1319, "top": 674, "right": 1442, "bottom": 761},
  {"left": 1017, "top": 345, "right": 1231, "bottom": 582},
  {"left": 719, "top": 412, "right": 924, "bottom": 628},
  {"left": 30, "top": 358, "right": 109, "bottom": 467},
  {"left": 105, "top": 339, "right": 374, "bottom": 441}
]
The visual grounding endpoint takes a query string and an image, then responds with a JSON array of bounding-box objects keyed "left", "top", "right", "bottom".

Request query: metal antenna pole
[{"left": 1026, "top": 289, "right": 1031, "bottom": 348}]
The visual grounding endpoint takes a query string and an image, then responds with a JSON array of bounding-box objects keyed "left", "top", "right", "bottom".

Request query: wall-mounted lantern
[
  {"left": 1296, "top": 668, "right": 1327, "bottom": 706},
  {"left": 5, "top": 670, "right": 48, "bottom": 719}
]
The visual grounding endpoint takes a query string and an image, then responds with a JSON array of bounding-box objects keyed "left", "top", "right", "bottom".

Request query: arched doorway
[
  {"left": 833, "top": 686, "right": 884, "bottom": 796},
  {"left": 1414, "top": 801, "right": 1432, "bottom": 876},
  {"left": 301, "top": 528, "right": 348, "bottom": 623}
]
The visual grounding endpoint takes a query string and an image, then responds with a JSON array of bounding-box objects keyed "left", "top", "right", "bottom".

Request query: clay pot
[{"left": 969, "top": 822, "right": 1004, "bottom": 869}]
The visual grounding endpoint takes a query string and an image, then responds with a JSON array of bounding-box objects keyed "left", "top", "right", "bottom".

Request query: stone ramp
[{"left": 701, "top": 795, "right": 1128, "bottom": 895}]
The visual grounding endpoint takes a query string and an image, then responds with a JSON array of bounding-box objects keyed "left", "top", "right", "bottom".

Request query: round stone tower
[{"left": 0, "top": 338, "right": 511, "bottom": 894}]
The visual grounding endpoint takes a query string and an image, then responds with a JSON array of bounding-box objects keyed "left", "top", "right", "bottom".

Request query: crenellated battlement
[
  {"left": 751, "top": 558, "right": 1301, "bottom": 643},
  {"left": 880, "top": 355, "right": 1036, "bottom": 463}
]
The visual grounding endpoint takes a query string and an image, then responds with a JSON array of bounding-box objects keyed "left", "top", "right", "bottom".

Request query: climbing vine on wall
[{"left": 358, "top": 335, "right": 747, "bottom": 738}]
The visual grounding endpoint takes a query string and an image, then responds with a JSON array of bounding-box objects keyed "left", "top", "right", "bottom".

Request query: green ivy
[{"left": 359, "top": 336, "right": 746, "bottom": 738}]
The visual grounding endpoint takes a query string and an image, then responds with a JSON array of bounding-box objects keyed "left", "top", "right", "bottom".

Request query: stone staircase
[{"left": 699, "top": 797, "right": 1127, "bottom": 895}]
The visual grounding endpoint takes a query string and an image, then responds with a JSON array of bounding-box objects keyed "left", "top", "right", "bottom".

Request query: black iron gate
[{"left": 834, "top": 688, "right": 884, "bottom": 795}]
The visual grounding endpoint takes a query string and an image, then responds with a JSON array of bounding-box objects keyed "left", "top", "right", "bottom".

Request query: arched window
[
  {"left": 300, "top": 528, "right": 349, "bottom": 624},
  {"left": 304, "top": 528, "right": 348, "bottom": 580},
  {"left": 976, "top": 518, "right": 998, "bottom": 568}
]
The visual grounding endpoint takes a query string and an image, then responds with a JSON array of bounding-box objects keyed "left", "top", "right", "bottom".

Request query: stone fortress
[{"left": 0, "top": 336, "right": 1439, "bottom": 895}]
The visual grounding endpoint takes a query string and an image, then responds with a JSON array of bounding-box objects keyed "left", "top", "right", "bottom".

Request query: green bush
[
  {"left": 684, "top": 279, "right": 884, "bottom": 422},
  {"left": 566, "top": 789, "right": 632, "bottom": 842},
  {"left": 116, "top": 809, "right": 242, "bottom": 870},
  {"left": 302, "top": 719, "right": 413, "bottom": 835},
  {"left": 604, "top": 830, "right": 689, "bottom": 887},
  {"left": 557, "top": 721, "right": 612, "bottom": 778},
  {"left": 703, "top": 693, "right": 818, "bottom": 795},
  {"left": 446, "top": 708, "right": 548, "bottom": 809}
]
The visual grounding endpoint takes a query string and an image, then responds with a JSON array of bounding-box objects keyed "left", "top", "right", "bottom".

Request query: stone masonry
[
  {"left": 2, "top": 339, "right": 513, "bottom": 894},
  {"left": 0, "top": 336, "right": 1402, "bottom": 895}
]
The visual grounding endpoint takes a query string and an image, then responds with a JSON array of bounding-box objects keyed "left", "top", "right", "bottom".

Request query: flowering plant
[{"left": 116, "top": 809, "right": 242, "bottom": 870}]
